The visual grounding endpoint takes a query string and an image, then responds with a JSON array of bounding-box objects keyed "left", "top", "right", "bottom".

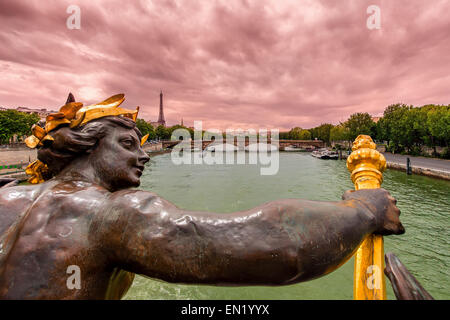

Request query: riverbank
[
  {"left": 2, "top": 147, "right": 449, "bottom": 181},
  {"left": 0, "top": 148, "right": 36, "bottom": 181},
  {"left": 316, "top": 149, "right": 450, "bottom": 180},
  {"left": 382, "top": 153, "right": 450, "bottom": 180}
]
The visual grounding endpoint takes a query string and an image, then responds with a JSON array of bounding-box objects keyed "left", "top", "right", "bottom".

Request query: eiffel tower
[{"left": 157, "top": 90, "right": 166, "bottom": 126}]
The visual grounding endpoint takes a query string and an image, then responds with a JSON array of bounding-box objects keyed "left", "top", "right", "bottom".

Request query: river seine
[{"left": 124, "top": 152, "right": 449, "bottom": 300}]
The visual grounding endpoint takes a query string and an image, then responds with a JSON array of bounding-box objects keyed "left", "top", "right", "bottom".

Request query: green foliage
[
  {"left": 400, "top": 107, "right": 428, "bottom": 152},
  {"left": 310, "top": 123, "right": 333, "bottom": 143},
  {"left": 378, "top": 104, "right": 449, "bottom": 154},
  {"left": 427, "top": 105, "right": 450, "bottom": 146},
  {"left": 135, "top": 119, "right": 156, "bottom": 140},
  {"left": 0, "top": 109, "right": 40, "bottom": 144},
  {"left": 285, "top": 103, "right": 449, "bottom": 158},
  {"left": 279, "top": 131, "right": 290, "bottom": 140},
  {"left": 345, "top": 112, "right": 376, "bottom": 142},
  {"left": 155, "top": 125, "right": 170, "bottom": 140},
  {"left": 168, "top": 124, "right": 193, "bottom": 140},
  {"left": 299, "top": 129, "right": 311, "bottom": 140},
  {"left": 330, "top": 123, "right": 350, "bottom": 142},
  {"left": 136, "top": 120, "right": 196, "bottom": 141},
  {"left": 168, "top": 124, "right": 187, "bottom": 135},
  {"left": 378, "top": 103, "right": 409, "bottom": 146},
  {"left": 288, "top": 127, "right": 311, "bottom": 140}
]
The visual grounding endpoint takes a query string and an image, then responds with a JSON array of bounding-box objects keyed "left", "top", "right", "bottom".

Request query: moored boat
[{"left": 311, "top": 149, "right": 339, "bottom": 160}]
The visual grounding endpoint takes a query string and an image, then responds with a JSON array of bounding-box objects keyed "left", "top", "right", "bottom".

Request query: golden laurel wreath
[{"left": 24, "top": 94, "right": 149, "bottom": 184}]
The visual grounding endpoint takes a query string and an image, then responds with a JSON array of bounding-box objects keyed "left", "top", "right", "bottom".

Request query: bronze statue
[
  {"left": 384, "top": 253, "right": 434, "bottom": 300},
  {"left": 0, "top": 94, "right": 405, "bottom": 299}
]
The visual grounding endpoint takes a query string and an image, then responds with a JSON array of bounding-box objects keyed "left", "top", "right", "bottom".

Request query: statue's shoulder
[
  {"left": 106, "top": 189, "right": 170, "bottom": 214},
  {"left": 45, "top": 180, "right": 114, "bottom": 215},
  {"left": 0, "top": 184, "right": 43, "bottom": 235},
  {"left": 50, "top": 179, "right": 110, "bottom": 198},
  {"left": 110, "top": 189, "right": 158, "bottom": 200},
  {"left": 0, "top": 180, "right": 110, "bottom": 222},
  {"left": 0, "top": 183, "right": 50, "bottom": 214},
  {"left": 0, "top": 183, "right": 40, "bottom": 201}
]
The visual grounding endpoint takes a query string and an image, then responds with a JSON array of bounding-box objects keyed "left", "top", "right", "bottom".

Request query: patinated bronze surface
[
  {"left": 384, "top": 253, "right": 434, "bottom": 300},
  {"left": 0, "top": 96, "right": 405, "bottom": 300}
]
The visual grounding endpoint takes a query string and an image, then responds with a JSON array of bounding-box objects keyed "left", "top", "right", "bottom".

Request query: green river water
[{"left": 124, "top": 152, "right": 449, "bottom": 300}]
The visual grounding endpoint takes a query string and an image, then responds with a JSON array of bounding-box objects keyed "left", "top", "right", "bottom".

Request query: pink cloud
[{"left": 1, "top": 0, "right": 449, "bottom": 130}]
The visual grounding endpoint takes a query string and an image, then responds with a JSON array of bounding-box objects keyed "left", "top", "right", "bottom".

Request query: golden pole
[{"left": 346, "top": 135, "right": 387, "bottom": 300}]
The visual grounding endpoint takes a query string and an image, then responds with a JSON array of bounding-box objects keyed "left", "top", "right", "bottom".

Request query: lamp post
[{"left": 347, "top": 135, "right": 387, "bottom": 300}]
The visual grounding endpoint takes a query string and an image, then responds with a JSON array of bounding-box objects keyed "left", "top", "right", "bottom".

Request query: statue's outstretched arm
[{"left": 99, "top": 188, "right": 404, "bottom": 286}]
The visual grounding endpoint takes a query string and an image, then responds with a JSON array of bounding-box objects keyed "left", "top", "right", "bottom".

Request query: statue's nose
[{"left": 139, "top": 150, "right": 150, "bottom": 165}]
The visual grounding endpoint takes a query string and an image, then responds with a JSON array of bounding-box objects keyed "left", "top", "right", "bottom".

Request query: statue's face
[{"left": 89, "top": 125, "right": 150, "bottom": 191}]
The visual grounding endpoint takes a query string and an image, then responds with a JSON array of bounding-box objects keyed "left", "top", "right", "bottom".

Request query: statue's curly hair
[{"left": 37, "top": 116, "right": 142, "bottom": 179}]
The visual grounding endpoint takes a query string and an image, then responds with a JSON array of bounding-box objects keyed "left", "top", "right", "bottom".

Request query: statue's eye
[{"left": 121, "top": 139, "right": 133, "bottom": 148}]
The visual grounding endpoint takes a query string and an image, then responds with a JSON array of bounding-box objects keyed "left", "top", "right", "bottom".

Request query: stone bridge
[{"left": 162, "top": 139, "right": 324, "bottom": 150}]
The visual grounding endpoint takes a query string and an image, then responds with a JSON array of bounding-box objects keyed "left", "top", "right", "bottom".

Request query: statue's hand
[{"left": 342, "top": 188, "right": 405, "bottom": 236}]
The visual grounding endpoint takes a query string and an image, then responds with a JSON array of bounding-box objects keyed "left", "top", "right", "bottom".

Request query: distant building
[
  {"left": 0, "top": 106, "right": 57, "bottom": 120},
  {"left": 150, "top": 91, "right": 166, "bottom": 127}
]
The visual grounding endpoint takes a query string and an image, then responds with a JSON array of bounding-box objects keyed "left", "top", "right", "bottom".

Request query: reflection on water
[{"left": 124, "top": 152, "right": 449, "bottom": 300}]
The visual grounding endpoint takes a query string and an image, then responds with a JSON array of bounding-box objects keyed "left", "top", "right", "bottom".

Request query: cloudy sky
[{"left": 1, "top": 0, "right": 449, "bottom": 130}]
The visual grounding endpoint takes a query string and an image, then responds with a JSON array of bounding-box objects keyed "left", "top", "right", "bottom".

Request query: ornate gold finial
[
  {"left": 346, "top": 135, "right": 386, "bottom": 190},
  {"left": 351, "top": 134, "right": 377, "bottom": 151},
  {"left": 347, "top": 134, "right": 387, "bottom": 300}
]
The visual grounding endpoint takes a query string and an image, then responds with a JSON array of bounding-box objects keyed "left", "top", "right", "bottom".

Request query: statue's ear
[{"left": 66, "top": 92, "right": 75, "bottom": 104}]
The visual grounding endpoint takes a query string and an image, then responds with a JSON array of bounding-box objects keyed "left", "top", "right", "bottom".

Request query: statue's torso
[{"left": 0, "top": 180, "right": 127, "bottom": 299}]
